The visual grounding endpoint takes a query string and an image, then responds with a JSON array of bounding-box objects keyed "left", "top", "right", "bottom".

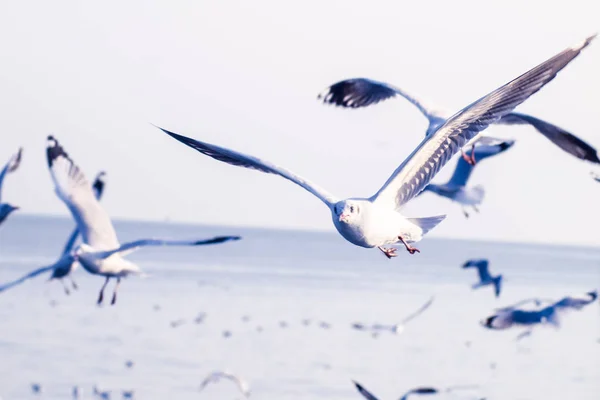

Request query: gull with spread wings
[
  {"left": 0, "top": 171, "right": 106, "bottom": 295},
  {"left": 199, "top": 370, "right": 250, "bottom": 398},
  {"left": 462, "top": 259, "right": 503, "bottom": 298},
  {"left": 352, "top": 380, "right": 481, "bottom": 400},
  {"left": 159, "top": 36, "right": 593, "bottom": 259},
  {"left": 47, "top": 136, "right": 241, "bottom": 305},
  {"left": 318, "top": 41, "right": 598, "bottom": 167},
  {"left": 418, "top": 138, "right": 514, "bottom": 218},
  {"left": 0, "top": 147, "right": 23, "bottom": 226}
]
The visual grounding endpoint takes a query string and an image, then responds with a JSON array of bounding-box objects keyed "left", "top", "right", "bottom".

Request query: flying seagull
[
  {"left": 0, "top": 147, "right": 23, "bottom": 226},
  {"left": 199, "top": 370, "right": 250, "bottom": 398},
  {"left": 0, "top": 171, "right": 106, "bottom": 295},
  {"left": 318, "top": 53, "right": 599, "bottom": 166},
  {"left": 419, "top": 138, "right": 514, "bottom": 217},
  {"left": 462, "top": 259, "right": 503, "bottom": 297},
  {"left": 352, "top": 380, "right": 480, "bottom": 400},
  {"left": 353, "top": 295, "right": 434, "bottom": 335},
  {"left": 481, "top": 290, "right": 598, "bottom": 335},
  {"left": 158, "top": 35, "right": 593, "bottom": 259},
  {"left": 46, "top": 136, "right": 242, "bottom": 305}
]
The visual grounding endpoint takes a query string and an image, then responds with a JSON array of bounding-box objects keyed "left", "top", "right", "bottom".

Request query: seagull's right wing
[
  {"left": 317, "top": 78, "right": 448, "bottom": 125},
  {"left": 0, "top": 265, "right": 54, "bottom": 293},
  {"left": 496, "top": 112, "right": 600, "bottom": 164},
  {"left": 352, "top": 381, "right": 380, "bottom": 400},
  {"left": 400, "top": 387, "right": 439, "bottom": 400},
  {"left": 158, "top": 127, "right": 338, "bottom": 207},
  {"left": 371, "top": 35, "right": 595, "bottom": 210},
  {"left": 94, "top": 236, "right": 242, "bottom": 258},
  {"left": 400, "top": 296, "right": 435, "bottom": 325},
  {"left": 0, "top": 147, "right": 23, "bottom": 201},
  {"left": 46, "top": 136, "right": 120, "bottom": 251},
  {"left": 446, "top": 139, "right": 514, "bottom": 187},
  {"left": 60, "top": 171, "right": 108, "bottom": 256}
]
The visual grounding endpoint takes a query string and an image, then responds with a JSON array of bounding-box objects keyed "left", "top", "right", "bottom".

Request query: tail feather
[{"left": 407, "top": 215, "right": 446, "bottom": 236}]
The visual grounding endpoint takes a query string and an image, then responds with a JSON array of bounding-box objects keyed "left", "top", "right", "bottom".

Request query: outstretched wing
[
  {"left": 199, "top": 371, "right": 250, "bottom": 398},
  {"left": 400, "top": 296, "right": 435, "bottom": 325},
  {"left": 317, "top": 78, "right": 448, "bottom": 124},
  {"left": 47, "top": 137, "right": 119, "bottom": 251},
  {"left": 446, "top": 139, "right": 514, "bottom": 187},
  {"left": 0, "top": 147, "right": 23, "bottom": 201},
  {"left": 352, "top": 381, "right": 380, "bottom": 400},
  {"left": 60, "top": 171, "right": 108, "bottom": 256},
  {"left": 94, "top": 236, "right": 242, "bottom": 259},
  {"left": 496, "top": 112, "right": 600, "bottom": 164},
  {"left": 158, "top": 127, "right": 338, "bottom": 207},
  {"left": 371, "top": 35, "right": 595, "bottom": 209},
  {"left": 0, "top": 266, "right": 54, "bottom": 293}
]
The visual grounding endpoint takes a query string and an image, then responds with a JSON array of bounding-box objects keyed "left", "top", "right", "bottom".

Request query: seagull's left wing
[
  {"left": 94, "top": 236, "right": 242, "bottom": 258},
  {"left": 352, "top": 381, "right": 380, "bottom": 400},
  {"left": 0, "top": 147, "right": 23, "bottom": 201},
  {"left": 371, "top": 35, "right": 595, "bottom": 209},
  {"left": 0, "top": 265, "right": 54, "bottom": 293},
  {"left": 400, "top": 296, "right": 435, "bottom": 325},
  {"left": 496, "top": 112, "right": 600, "bottom": 164}
]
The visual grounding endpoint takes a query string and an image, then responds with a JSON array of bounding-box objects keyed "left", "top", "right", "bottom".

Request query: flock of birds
[{"left": 1, "top": 34, "right": 600, "bottom": 399}]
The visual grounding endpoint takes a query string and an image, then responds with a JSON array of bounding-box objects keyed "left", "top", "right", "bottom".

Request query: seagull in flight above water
[
  {"left": 418, "top": 138, "right": 514, "bottom": 218},
  {"left": 352, "top": 380, "right": 481, "bottom": 400},
  {"left": 158, "top": 35, "right": 594, "bottom": 259},
  {"left": 0, "top": 171, "right": 106, "bottom": 295},
  {"left": 0, "top": 147, "right": 23, "bottom": 226},
  {"left": 46, "top": 136, "right": 242, "bottom": 305},
  {"left": 318, "top": 54, "right": 599, "bottom": 167},
  {"left": 199, "top": 370, "right": 250, "bottom": 398},
  {"left": 462, "top": 259, "right": 503, "bottom": 297}
]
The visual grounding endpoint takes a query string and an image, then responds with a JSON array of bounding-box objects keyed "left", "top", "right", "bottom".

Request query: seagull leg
[
  {"left": 111, "top": 278, "right": 121, "bottom": 305},
  {"left": 461, "top": 146, "right": 476, "bottom": 166},
  {"left": 398, "top": 236, "right": 420, "bottom": 255},
  {"left": 97, "top": 277, "right": 109, "bottom": 305},
  {"left": 378, "top": 246, "right": 397, "bottom": 259},
  {"left": 70, "top": 277, "right": 78, "bottom": 290},
  {"left": 462, "top": 207, "right": 470, "bottom": 218},
  {"left": 472, "top": 205, "right": 480, "bottom": 213},
  {"left": 61, "top": 279, "right": 70, "bottom": 295}
]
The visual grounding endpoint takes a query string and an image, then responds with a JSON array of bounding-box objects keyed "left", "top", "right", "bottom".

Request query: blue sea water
[{"left": 0, "top": 215, "right": 599, "bottom": 400}]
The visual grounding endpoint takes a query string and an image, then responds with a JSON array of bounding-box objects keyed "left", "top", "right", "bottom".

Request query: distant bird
[
  {"left": 170, "top": 319, "right": 186, "bottom": 328},
  {"left": 72, "top": 385, "right": 81, "bottom": 399},
  {"left": 353, "top": 296, "right": 435, "bottom": 335},
  {"left": 279, "top": 321, "right": 288, "bottom": 328},
  {"left": 462, "top": 259, "right": 503, "bottom": 297},
  {"left": 318, "top": 321, "right": 331, "bottom": 329},
  {"left": 194, "top": 312, "right": 207, "bottom": 324},
  {"left": 157, "top": 36, "right": 591, "bottom": 258},
  {"left": 317, "top": 72, "right": 600, "bottom": 166},
  {"left": 0, "top": 171, "right": 106, "bottom": 295},
  {"left": 31, "top": 383, "right": 41, "bottom": 394},
  {"left": 222, "top": 330, "right": 232, "bottom": 338},
  {"left": 591, "top": 171, "right": 600, "bottom": 182},
  {"left": 46, "top": 136, "right": 242, "bottom": 305},
  {"left": 199, "top": 371, "right": 250, "bottom": 398},
  {"left": 481, "top": 290, "right": 598, "bottom": 334},
  {"left": 122, "top": 390, "right": 134, "bottom": 399},
  {"left": 419, "top": 139, "right": 515, "bottom": 218},
  {"left": 93, "top": 385, "right": 111, "bottom": 399},
  {"left": 124, "top": 360, "right": 134, "bottom": 369},
  {"left": 0, "top": 147, "right": 23, "bottom": 226},
  {"left": 352, "top": 380, "right": 480, "bottom": 400}
]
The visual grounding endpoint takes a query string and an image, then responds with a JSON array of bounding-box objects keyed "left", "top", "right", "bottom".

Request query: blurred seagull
[
  {"left": 0, "top": 147, "right": 23, "bottom": 226},
  {"left": 481, "top": 290, "right": 598, "bottom": 334},
  {"left": 46, "top": 136, "right": 242, "bottom": 305},
  {"left": 318, "top": 61, "right": 599, "bottom": 167},
  {"left": 352, "top": 380, "right": 480, "bottom": 400},
  {"left": 462, "top": 259, "right": 503, "bottom": 297},
  {"left": 199, "top": 370, "right": 250, "bottom": 398},
  {"left": 0, "top": 171, "right": 106, "bottom": 295},
  {"left": 418, "top": 139, "right": 514, "bottom": 217},
  {"left": 158, "top": 36, "right": 592, "bottom": 259},
  {"left": 353, "top": 296, "right": 434, "bottom": 335}
]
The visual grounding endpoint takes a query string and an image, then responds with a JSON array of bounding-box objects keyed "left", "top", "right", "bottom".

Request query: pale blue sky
[{"left": 0, "top": 1, "right": 598, "bottom": 246}]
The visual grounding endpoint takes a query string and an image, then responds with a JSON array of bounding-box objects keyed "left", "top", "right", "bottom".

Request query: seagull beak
[{"left": 339, "top": 213, "right": 349, "bottom": 222}]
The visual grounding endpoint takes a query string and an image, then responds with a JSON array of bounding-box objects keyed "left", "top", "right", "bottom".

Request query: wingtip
[{"left": 572, "top": 33, "right": 597, "bottom": 51}]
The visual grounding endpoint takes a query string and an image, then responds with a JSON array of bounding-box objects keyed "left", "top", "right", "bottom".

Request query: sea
[{"left": 0, "top": 215, "right": 599, "bottom": 400}]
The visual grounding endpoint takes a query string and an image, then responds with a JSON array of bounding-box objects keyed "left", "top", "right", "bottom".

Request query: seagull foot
[
  {"left": 398, "top": 236, "right": 420, "bottom": 255},
  {"left": 97, "top": 292, "right": 104, "bottom": 306},
  {"left": 461, "top": 147, "right": 477, "bottom": 166},
  {"left": 111, "top": 293, "right": 117, "bottom": 306},
  {"left": 378, "top": 246, "right": 397, "bottom": 259}
]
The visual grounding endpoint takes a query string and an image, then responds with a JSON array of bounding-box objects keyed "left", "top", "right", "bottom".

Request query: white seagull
[
  {"left": 318, "top": 48, "right": 599, "bottom": 166},
  {"left": 46, "top": 136, "right": 242, "bottom": 305},
  {"left": 352, "top": 380, "right": 481, "bottom": 400},
  {"left": 418, "top": 138, "right": 514, "bottom": 218},
  {"left": 481, "top": 290, "right": 598, "bottom": 336},
  {"left": 158, "top": 36, "right": 593, "bottom": 259},
  {"left": 0, "top": 147, "right": 23, "bottom": 226},
  {"left": 0, "top": 171, "right": 106, "bottom": 295},
  {"left": 199, "top": 370, "right": 250, "bottom": 398},
  {"left": 462, "top": 259, "right": 503, "bottom": 297},
  {"left": 352, "top": 295, "right": 434, "bottom": 335}
]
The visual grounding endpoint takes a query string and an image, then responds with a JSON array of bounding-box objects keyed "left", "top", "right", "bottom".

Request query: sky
[{"left": 0, "top": 1, "right": 598, "bottom": 246}]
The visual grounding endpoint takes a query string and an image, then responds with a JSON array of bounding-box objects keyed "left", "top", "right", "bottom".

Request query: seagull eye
[{"left": 350, "top": 206, "right": 355, "bottom": 213}]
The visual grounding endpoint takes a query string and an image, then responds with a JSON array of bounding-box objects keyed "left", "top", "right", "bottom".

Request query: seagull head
[
  {"left": 73, "top": 243, "right": 95, "bottom": 258},
  {"left": 334, "top": 200, "right": 362, "bottom": 224}
]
